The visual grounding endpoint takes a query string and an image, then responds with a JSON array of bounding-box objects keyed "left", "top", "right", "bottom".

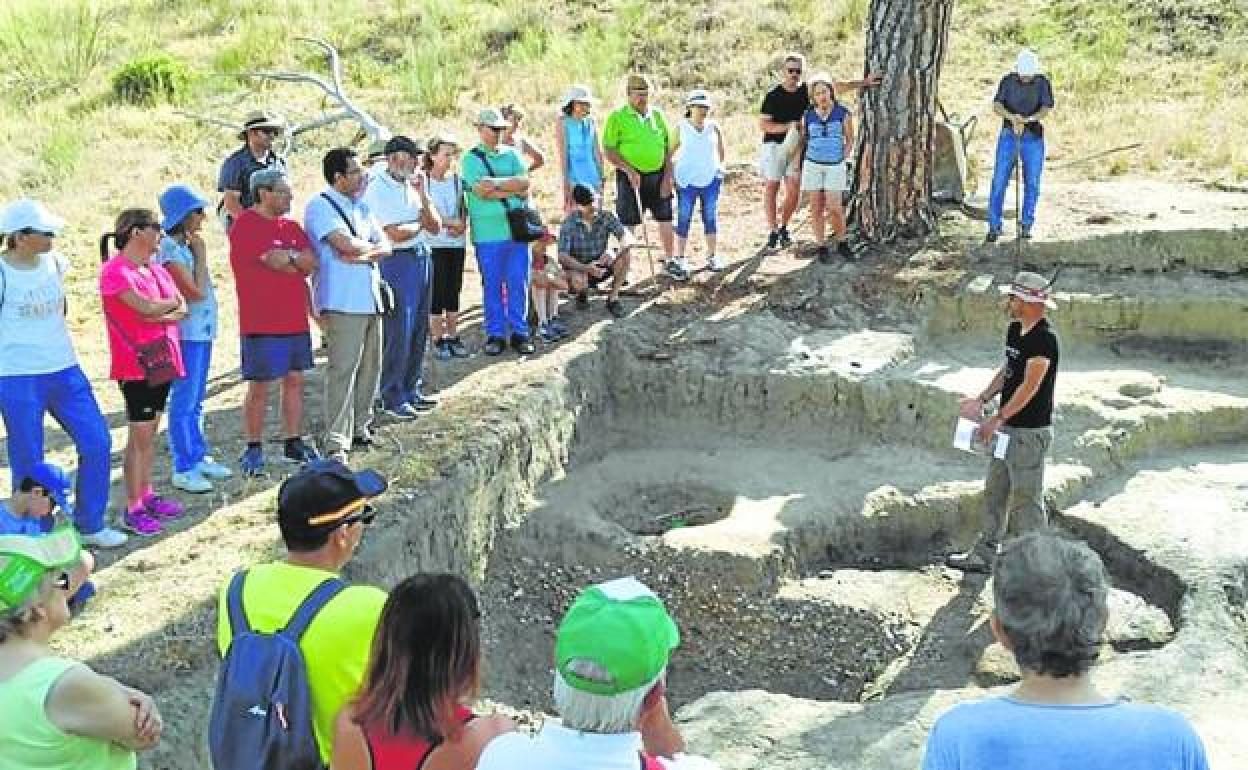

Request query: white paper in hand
[{"left": 953, "top": 418, "right": 1010, "bottom": 459}]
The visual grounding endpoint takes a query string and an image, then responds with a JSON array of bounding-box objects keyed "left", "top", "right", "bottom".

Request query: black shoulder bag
[
  {"left": 318, "top": 192, "right": 396, "bottom": 316},
  {"left": 471, "top": 148, "right": 545, "bottom": 243}
]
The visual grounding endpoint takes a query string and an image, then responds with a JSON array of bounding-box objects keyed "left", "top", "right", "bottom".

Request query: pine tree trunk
[{"left": 850, "top": 0, "right": 955, "bottom": 243}]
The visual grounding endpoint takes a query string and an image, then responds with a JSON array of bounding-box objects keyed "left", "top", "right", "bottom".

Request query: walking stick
[
  {"left": 1013, "top": 126, "right": 1024, "bottom": 270},
  {"left": 632, "top": 177, "right": 657, "bottom": 286}
]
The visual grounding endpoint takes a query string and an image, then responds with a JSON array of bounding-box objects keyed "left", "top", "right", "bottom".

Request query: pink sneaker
[
  {"left": 123, "top": 508, "right": 163, "bottom": 536},
  {"left": 143, "top": 494, "right": 185, "bottom": 520}
]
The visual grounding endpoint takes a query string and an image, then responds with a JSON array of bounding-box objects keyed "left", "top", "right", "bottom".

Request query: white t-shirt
[
  {"left": 476, "top": 720, "right": 721, "bottom": 770},
  {"left": 424, "top": 174, "right": 466, "bottom": 249},
  {"left": 361, "top": 168, "right": 425, "bottom": 250},
  {"left": 673, "top": 119, "right": 722, "bottom": 189},
  {"left": 0, "top": 252, "right": 77, "bottom": 376}
]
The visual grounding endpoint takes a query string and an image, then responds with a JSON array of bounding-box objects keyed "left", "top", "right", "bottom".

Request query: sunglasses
[
  {"left": 136, "top": 222, "right": 162, "bottom": 233},
  {"left": 54, "top": 571, "right": 71, "bottom": 592},
  {"left": 787, "top": 68, "right": 803, "bottom": 75},
  {"left": 307, "top": 497, "right": 376, "bottom": 529},
  {"left": 251, "top": 127, "right": 280, "bottom": 137}
]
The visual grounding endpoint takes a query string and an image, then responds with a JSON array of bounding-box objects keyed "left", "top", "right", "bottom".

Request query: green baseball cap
[
  {"left": 555, "top": 577, "right": 681, "bottom": 696},
  {"left": 0, "top": 527, "right": 81, "bottom": 614}
]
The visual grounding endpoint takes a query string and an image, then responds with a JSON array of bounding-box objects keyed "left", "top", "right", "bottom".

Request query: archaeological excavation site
[{"left": 53, "top": 182, "right": 1248, "bottom": 769}]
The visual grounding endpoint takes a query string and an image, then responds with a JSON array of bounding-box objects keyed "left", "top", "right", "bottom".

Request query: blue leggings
[
  {"left": 0, "top": 365, "right": 111, "bottom": 534},
  {"left": 475, "top": 240, "right": 530, "bottom": 339},
  {"left": 675, "top": 177, "right": 722, "bottom": 238}
]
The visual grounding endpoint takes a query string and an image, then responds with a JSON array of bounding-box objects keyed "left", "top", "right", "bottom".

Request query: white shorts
[
  {"left": 758, "top": 137, "right": 801, "bottom": 181},
  {"left": 800, "top": 160, "right": 848, "bottom": 193}
]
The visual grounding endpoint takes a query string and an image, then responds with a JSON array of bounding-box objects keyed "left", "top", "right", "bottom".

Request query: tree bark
[{"left": 851, "top": 0, "right": 955, "bottom": 243}]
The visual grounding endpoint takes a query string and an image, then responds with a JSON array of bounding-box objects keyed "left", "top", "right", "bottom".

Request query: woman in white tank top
[{"left": 671, "top": 89, "right": 726, "bottom": 273}]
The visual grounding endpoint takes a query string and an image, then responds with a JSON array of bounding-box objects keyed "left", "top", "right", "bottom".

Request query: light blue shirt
[
  {"left": 561, "top": 114, "right": 602, "bottom": 190},
  {"left": 0, "top": 502, "right": 44, "bottom": 536},
  {"left": 304, "top": 188, "right": 389, "bottom": 315},
  {"left": 922, "top": 696, "right": 1209, "bottom": 770},
  {"left": 155, "top": 236, "right": 217, "bottom": 341}
]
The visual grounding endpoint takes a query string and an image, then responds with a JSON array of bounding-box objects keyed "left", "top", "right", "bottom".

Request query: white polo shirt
[
  {"left": 361, "top": 167, "right": 424, "bottom": 250},
  {"left": 476, "top": 720, "right": 721, "bottom": 770}
]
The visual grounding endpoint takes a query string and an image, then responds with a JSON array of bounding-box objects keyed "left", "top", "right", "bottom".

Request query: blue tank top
[
  {"left": 804, "top": 104, "right": 849, "bottom": 165},
  {"left": 561, "top": 114, "right": 602, "bottom": 189}
]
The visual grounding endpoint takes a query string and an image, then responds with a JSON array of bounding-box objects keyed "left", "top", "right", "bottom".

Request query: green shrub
[
  {"left": 112, "top": 53, "right": 191, "bottom": 106},
  {"left": 0, "top": 0, "right": 110, "bottom": 104}
]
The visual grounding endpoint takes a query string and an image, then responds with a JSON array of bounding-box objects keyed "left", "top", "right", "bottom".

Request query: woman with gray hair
[{"left": 922, "top": 531, "right": 1208, "bottom": 769}]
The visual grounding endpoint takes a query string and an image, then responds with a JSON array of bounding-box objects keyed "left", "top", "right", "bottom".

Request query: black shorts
[
  {"left": 431, "top": 247, "right": 466, "bottom": 314},
  {"left": 615, "top": 169, "right": 673, "bottom": 226},
  {"left": 118, "top": 380, "right": 172, "bottom": 422}
]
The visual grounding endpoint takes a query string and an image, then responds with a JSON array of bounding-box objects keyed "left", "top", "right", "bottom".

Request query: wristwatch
[{"left": 286, "top": 250, "right": 298, "bottom": 267}]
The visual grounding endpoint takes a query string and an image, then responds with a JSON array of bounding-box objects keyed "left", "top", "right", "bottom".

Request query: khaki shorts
[
  {"left": 758, "top": 130, "right": 801, "bottom": 182},
  {"left": 800, "top": 160, "right": 848, "bottom": 193}
]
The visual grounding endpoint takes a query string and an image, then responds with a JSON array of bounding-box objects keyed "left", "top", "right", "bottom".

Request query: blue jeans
[
  {"left": 475, "top": 240, "right": 530, "bottom": 339},
  {"left": 379, "top": 247, "right": 433, "bottom": 409},
  {"left": 988, "top": 129, "right": 1045, "bottom": 231},
  {"left": 167, "top": 339, "right": 212, "bottom": 473},
  {"left": 0, "top": 365, "right": 111, "bottom": 534},
  {"left": 675, "top": 177, "right": 722, "bottom": 238}
]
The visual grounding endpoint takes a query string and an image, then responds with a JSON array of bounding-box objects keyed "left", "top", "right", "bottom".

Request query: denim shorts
[{"left": 240, "top": 333, "right": 313, "bottom": 381}]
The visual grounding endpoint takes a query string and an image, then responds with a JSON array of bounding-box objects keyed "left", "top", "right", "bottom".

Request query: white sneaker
[
  {"left": 81, "top": 527, "right": 128, "bottom": 549},
  {"left": 172, "top": 469, "right": 213, "bottom": 494},
  {"left": 196, "top": 458, "right": 234, "bottom": 480},
  {"left": 677, "top": 257, "right": 693, "bottom": 275},
  {"left": 706, "top": 254, "right": 724, "bottom": 271}
]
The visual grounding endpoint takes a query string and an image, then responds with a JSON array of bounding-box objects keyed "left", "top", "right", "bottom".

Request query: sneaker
[
  {"left": 352, "top": 434, "right": 377, "bottom": 450},
  {"left": 80, "top": 527, "right": 128, "bottom": 549},
  {"left": 328, "top": 449, "right": 349, "bottom": 465},
  {"left": 410, "top": 395, "right": 438, "bottom": 412},
  {"left": 677, "top": 257, "right": 693, "bottom": 275},
  {"left": 483, "top": 336, "right": 506, "bottom": 356},
  {"left": 196, "top": 457, "right": 233, "bottom": 480},
  {"left": 283, "top": 437, "right": 320, "bottom": 465},
  {"left": 945, "top": 548, "right": 994, "bottom": 574},
  {"left": 123, "top": 508, "right": 162, "bottom": 537},
  {"left": 382, "top": 403, "right": 420, "bottom": 421},
  {"left": 606, "top": 299, "right": 626, "bottom": 319},
  {"left": 548, "top": 317, "right": 570, "bottom": 338},
  {"left": 510, "top": 334, "right": 536, "bottom": 355},
  {"left": 665, "top": 260, "right": 689, "bottom": 281},
  {"left": 435, "top": 338, "right": 453, "bottom": 361},
  {"left": 765, "top": 230, "right": 780, "bottom": 250},
  {"left": 816, "top": 244, "right": 833, "bottom": 264},
  {"left": 777, "top": 226, "right": 793, "bottom": 248},
  {"left": 239, "top": 445, "right": 266, "bottom": 477},
  {"left": 447, "top": 337, "right": 470, "bottom": 358},
  {"left": 706, "top": 254, "right": 725, "bottom": 272},
  {"left": 985, "top": 229, "right": 1001, "bottom": 243},
  {"left": 539, "top": 322, "right": 560, "bottom": 343},
  {"left": 172, "top": 469, "right": 213, "bottom": 494},
  {"left": 1020, "top": 225, "right": 1033, "bottom": 240},
  {"left": 837, "top": 241, "right": 857, "bottom": 261},
  {"left": 144, "top": 494, "right": 185, "bottom": 520},
  {"left": 575, "top": 291, "right": 590, "bottom": 309}
]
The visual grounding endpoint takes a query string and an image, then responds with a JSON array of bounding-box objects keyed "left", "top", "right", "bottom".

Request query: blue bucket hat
[{"left": 158, "top": 184, "right": 210, "bottom": 232}]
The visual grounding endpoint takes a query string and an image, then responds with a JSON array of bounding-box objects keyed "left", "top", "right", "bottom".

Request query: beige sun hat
[
  {"left": 237, "top": 109, "right": 286, "bottom": 140},
  {"left": 999, "top": 270, "right": 1057, "bottom": 309}
]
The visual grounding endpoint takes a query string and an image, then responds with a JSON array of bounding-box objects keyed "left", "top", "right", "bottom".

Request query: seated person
[
  {"left": 530, "top": 230, "right": 569, "bottom": 343},
  {"left": 0, "top": 528, "right": 162, "bottom": 767},
  {"left": 922, "top": 530, "right": 1209, "bottom": 770},
  {"left": 1, "top": 463, "right": 94, "bottom": 611},
  {"left": 557, "top": 184, "right": 633, "bottom": 319}
]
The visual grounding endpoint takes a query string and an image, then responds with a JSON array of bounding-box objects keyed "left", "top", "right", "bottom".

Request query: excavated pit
[{"left": 473, "top": 278, "right": 1239, "bottom": 710}]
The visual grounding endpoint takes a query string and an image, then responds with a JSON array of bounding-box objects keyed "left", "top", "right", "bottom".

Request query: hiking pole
[
  {"left": 1013, "top": 126, "right": 1024, "bottom": 270},
  {"left": 632, "top": 178, "right": 657, "bottom": 286},
  {"left": 1049, "top": 142, "right": 1143, "bottom": 171}
]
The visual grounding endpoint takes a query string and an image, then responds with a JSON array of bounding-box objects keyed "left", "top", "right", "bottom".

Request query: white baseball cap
[
  {"left": 560, "top": 85, "right": 596, "bottom": 109},
  {"left": 1015, "top": 49, "right": 1041, "bottom": 77},
  {"left": 0, "top": 199, "right": 65, "bottom": 236},
  {"left": 685, "top": 89, "right": 712, "bottom": 109}
]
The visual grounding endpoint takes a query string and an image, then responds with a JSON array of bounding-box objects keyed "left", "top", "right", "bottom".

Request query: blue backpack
[{"left": 208, "top": 570, "right": 347, "bottom": 770}]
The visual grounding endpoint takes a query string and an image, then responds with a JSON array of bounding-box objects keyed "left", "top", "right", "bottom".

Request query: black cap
[
  {"left": 384, "top": 135, "right": 424, "bottom": 156},
  {"left": 277, "top": 459, "right": 388, "bottom": 540},
  {"left": 572, "top": 184, "right": 598, "bottom": 206}
]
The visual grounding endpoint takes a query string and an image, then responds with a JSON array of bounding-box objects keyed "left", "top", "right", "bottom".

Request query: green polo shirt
[
  {"left": 461, "top": 143, "right": 528, "bottom": 244},
  {"left": 602, "top": 106, "right": 672, "bottom": 174}
]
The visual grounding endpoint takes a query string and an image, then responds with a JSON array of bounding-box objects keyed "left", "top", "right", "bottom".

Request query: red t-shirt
[
  {"left": 228, "top": 208, "right": 314, "bottom": 335},
  {"left": 364, "top": 706, "right": 474, "bottom": 770}
]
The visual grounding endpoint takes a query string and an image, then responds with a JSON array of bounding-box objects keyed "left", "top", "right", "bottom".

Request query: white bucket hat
[
  {"left": 0, "top": 199, "right": 65, "bottom": 236},
  {"left": 1015, "top": 48, "right": 1041, "bottom": 77},
  {"left": 685, "top": 89, "right": 712, "bottom": 109},
  {"left": 999, "top": 270, "right": 1057, "bottom": 309},
  {"left": 561, "top": 85, "right": 596, "bottom": 110}
]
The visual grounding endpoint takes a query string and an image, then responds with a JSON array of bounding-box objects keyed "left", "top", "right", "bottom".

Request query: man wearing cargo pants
[{"left": 947, "top": 271, "right": 1059, "bottom": 573}]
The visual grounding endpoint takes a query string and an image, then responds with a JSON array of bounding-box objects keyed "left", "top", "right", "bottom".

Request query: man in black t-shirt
[
  {"left": 986, "top": 49, "right": 1055, "bottom": 243},
  {"left": 948, "top": 271, "right": 1059, "bottom": 573},
  {"left": 757, "top": 53, "right": 880, "bottom": 251}
]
